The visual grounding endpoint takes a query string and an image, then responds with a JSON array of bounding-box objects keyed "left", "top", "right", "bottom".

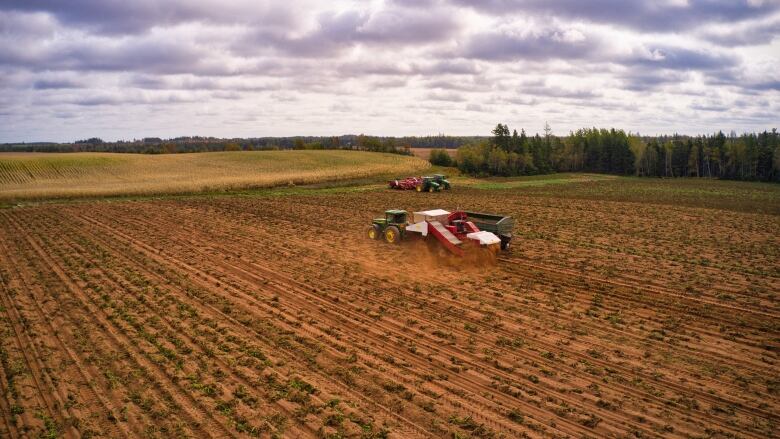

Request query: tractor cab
[
  {"left": 368, "top": 209, "right": 407, "bottom": 243},
  {"left": 383, "top": 209, "right": 407, "bottom": 226},
  {"left": 432, "top": 174, "right": 451, "bottom": 190}
]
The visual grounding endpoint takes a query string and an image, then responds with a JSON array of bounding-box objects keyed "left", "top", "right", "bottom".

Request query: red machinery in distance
[{"left": 388, "top": 176, "right": 422, "bottom": 190}]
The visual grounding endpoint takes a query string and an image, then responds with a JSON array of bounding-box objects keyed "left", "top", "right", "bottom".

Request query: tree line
[
  {"left": 428, "top": 124, "right": 779, "bottom": 182},
  {"left": 1, "top": 134, "right": 484, "bottom": 154}
]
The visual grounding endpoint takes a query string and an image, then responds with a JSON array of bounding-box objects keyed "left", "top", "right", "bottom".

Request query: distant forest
[
  {"left": 3, "top": 127, "right": 778, "bottom": 182},
  {"left": 431, "top": 124, "right": 780, "bottom": 182},
  {"left": 0, "top": 135, "right": 481, "bottom": 155}
]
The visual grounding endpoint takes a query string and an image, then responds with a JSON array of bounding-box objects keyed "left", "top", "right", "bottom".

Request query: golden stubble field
[
  {"left": 0, "top": 151, "right": 429, "bottom": 201},
  {"left": 0, "top": 178, "right": 778, "bottom": 438}
]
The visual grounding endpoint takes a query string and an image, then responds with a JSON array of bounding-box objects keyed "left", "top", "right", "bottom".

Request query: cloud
[
  {"left": 459, "top": 27, "right": 597, "bottom": 61},
  {"left": 520, "top": 82, "right": 601, "bottom": 99},
  {"left": 425, "top": 91, "right": 467, "bottom": 102},
  {"left": 33, "top": 79, "right": 83, "bottom": 90},
  {"left": 700, "top": 18, "right": 780, "bottom": 47},
  {"left": 452, "top": 0, "right": 780, "bottom": 31},
  {"left": 0, "top": 0, "right": 296, "bottom": 35},
  {"left": 623, "top": 45, "right": 738, "bottom": 70},
  {"left": 0, "top": 0, "right": 777, "bottom": 141},
  {"left": 619, "top": 70, "right": 689, "bottom": 91}
]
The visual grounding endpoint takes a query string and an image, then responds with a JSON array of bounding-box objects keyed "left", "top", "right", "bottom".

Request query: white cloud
[{"left": 0, "top": 0, "right": 777, "bottom": 141}]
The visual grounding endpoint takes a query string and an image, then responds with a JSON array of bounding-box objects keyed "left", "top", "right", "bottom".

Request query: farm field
[
  {"left": 0, "top": 151, "right": 428, "bottom": 202},
  {"left": 0, "top": 177, "right": 778, "bottom": 438},
  {"left": 410, "top": 148, "right": 457, "bottom": 160}
]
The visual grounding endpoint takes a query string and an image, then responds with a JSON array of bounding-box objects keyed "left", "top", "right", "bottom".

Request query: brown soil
[{"left": 0, "top": 187, "right": 777, "bottom": 438}]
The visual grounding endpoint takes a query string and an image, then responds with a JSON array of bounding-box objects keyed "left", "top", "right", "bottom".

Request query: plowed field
[{"left": 0, "top": 179, "right": 778, "bottom": 438}]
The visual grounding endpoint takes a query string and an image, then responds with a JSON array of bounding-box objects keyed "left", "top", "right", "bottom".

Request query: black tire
[
  {"left": 368, "top": 224, "right": 381, "bottom": 240},
  {"left": 384, "top": 226, "right": 401, "bottom": 244},
  {"left": 500, "top": 237, "right": 511, "bottom": 251}
]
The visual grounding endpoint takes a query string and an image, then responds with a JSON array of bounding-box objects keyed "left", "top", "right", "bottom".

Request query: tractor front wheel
[
  {"left": 384, "top": 226, "right": 401, "bottom": 244},
  {"left": 428, "top": 186, "right": 435, "bottom": 193},
  {"left": 368, "top": 224, "right": 381, "bottom": 240}
]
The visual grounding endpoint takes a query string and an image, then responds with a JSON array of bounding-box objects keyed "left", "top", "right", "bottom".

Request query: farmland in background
[
  {"left": 410, "top": 148, "right": 457, "bottom": 160},
  {"left": 0, "top": 176, "right": 777, "bottom": 438},
  {"left": 0, "top": 151, "right": 429, "bottom": 202}
]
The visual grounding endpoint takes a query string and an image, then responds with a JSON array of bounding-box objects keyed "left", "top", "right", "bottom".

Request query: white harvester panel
[
  {"left": 466, "top": 231, "right": 501, "bottom": 246},
  {"left": 406, "top": 221, "right": 428, "bottom": 236},
  {"left": 413, "top": 209, "right": 450, "bottom": 224}
]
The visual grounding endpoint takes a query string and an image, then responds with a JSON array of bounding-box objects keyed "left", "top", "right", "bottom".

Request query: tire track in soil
[
  {"left": 39, "top": 209, "right": 435, "bottom": 438},
  {"left": 136, "top": 200, "right": 778, "bottom": 402},
  {"left": 74, "top": 209, "right": 670, "bottom": 439},
  {"left": 72, "top": 211, "right": 527, "bottom": 438},
  {"left": 44, "top": 223, "right": 317, "bottom": 438},
  {"left": 241, "top": 243, "right": 772, "bottom": 439},
  {"left": 0, "top": 231, "right": 80, "bottom": 439},
  {"left": 106, "top": 200, "right": 776, "bottom": 431},
  {"left": 148, "top": 202, "right": 776, "bottom": 436},
  {"left": 0, "top": 234, "right": 136, "bottom": 439},
  {"left": 237, "top": 199, "right": 778, "bottom": 377},
  {"left": 1, "top": 212, "right": 239, "bottom": 439}
]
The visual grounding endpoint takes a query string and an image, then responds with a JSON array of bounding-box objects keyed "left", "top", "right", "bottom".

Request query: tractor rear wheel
[
  {"left": 368, "top": 224, "right": 381, "bottom": 240},
  {"left": 384, "top": 226, "right": 401, "bottom": 244},
  {"left": 415, "top": 184, "right": 422, "bottom": 192}
]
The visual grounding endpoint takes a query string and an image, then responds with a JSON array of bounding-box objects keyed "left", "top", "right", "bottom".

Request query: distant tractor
[
  {"left": 388, "top": 177, "right": 422, "bottom": 191},
  {"left": 388, "top": 174, "right": 451, "bottom": 192},
  {"left": 432, "top": 174, "right": 451, "bottom": 190},
  {"left": 367, "top": 208, "right": 514, "bottom": 256}
]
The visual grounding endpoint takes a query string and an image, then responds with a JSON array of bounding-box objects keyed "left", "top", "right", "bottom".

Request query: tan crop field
[
  {"left": 410, "top": 148, "right": 457, "bottom": 160},
  {"left": 0, "top": 151, "right": 429, "bottom": 201},
  {"left": 0, "top": 176, "right": 778, "bottom": 438}
]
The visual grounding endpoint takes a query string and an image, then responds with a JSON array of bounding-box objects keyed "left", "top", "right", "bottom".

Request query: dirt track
[{"left": 0, "top": 186, "right": 778, "bottom": 438}]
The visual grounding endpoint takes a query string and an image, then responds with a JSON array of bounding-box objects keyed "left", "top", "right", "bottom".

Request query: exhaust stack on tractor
[{"left": 368, "top": 208, "right": 513, "bottom": 256}]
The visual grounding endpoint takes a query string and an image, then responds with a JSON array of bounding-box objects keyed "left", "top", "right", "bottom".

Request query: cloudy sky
[{"left": 1, "top": 0, "right": 779, "bottom": 142}]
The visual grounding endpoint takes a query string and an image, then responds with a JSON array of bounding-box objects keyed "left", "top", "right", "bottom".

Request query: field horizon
[{"left": 0, "top": 150, "right": 429, "bottom": 202}]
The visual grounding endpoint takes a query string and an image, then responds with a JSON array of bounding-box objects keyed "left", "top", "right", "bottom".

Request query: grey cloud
[
  {"left": 425, "top": 91, "right": 467, "bottom": 102},
  {"left": 426, "top": 78, "right": 492, "bottom": 92},
  {"left": 619, "top": 70, "right": 690, "bottom": 92},
  {"left": 748, "top": 79, "right": 780, "bottom": 91},
  {"left": 128, "top": 75, "right": 279, "bottom": 92},
  {"left": 70, "top": 93, "right": 199, "bottom": 106},
  {"left": 465, "top": 103, "right": 489, "bottom": 112},
  {"left": 520, "top": 81, "right": 601, "bottom": 99},
  {"left": 701, "top": 19, "right": 780, "bottom": 47},
  {"left": 241, "top": 6, "right": 460, "bottom": 58},
  {"left": 623, "top": 45, "right": 738, "bottom": 71},
  {"left": 452, "top": 0, "right": 780, "bottom": 31},
  {"left": 0, "top": 0, "right": 296, "bottom": 35},
  {"left": 459, "top": 28, "right": 597, "bottom": 61},
  {"left": 33, "top": 79, "right": 83, "bottom": 90},
  {"left": 337, "top": 59, "right": 479, "bottom": 78}
]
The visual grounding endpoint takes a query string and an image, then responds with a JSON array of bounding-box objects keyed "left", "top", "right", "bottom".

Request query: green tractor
[
  {"left": 433, "top": 174, "right": 451, "bottom": 190},
  {"left": 368, "top": 209, "right": 407, "bottom": 244},
  {"left": 415, "top": 175, "right": 451, "bottom": 192}
]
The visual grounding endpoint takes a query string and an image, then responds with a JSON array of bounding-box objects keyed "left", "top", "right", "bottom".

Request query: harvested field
[
  {"left": 0, "top": 178, "right": 778, "bottom": 438},
  {"left": 410, "top": 148, "right": 457, "bottom": 160},
  {"left": 0, "top": 151, "right": 428, "bottom": 201}
]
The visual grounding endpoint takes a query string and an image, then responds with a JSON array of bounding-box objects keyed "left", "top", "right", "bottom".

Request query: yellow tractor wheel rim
[
  {"left": 368, "top": 228, "right": 376, "bottom": 239},
  {"left": 416, "top": 185, "right": 422, "bottom": 192},
  {"left": 386, "top": 230, "right": 396, "bottom": 243}
]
